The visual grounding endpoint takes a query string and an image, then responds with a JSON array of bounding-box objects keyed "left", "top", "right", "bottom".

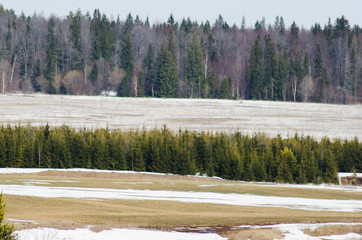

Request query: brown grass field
[{"left": 2, "top": 170, "right": 362, "bottom": 239}]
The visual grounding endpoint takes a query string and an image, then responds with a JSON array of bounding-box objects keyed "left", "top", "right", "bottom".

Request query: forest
[
  {"left": 0, "top": 5, "right": 361, "bottom": 103},
  {"left": 0, "top": 125, "right": 361, "bottom": 184}
]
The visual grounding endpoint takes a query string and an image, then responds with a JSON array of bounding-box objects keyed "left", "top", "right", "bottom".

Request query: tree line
[
  {"left": 0, "top": 125, "right": 361, "bottom": 184},
  {"left": 0, "top": 6, "right": 361, "bottom": 103}
]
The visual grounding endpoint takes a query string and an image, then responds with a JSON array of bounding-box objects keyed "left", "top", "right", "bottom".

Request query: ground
[
  {"left": 1, "top": 169, "right": 361, "bottom": 240},
  {"left": 0, "top": 94, "right": 361, "bottom": 140}
]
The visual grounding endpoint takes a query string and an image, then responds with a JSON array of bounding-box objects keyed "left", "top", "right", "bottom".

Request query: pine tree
[
  {"left": 0, "top": 194, "right": 16, "bottom": 240},
  {"left": 143, "top": 43, "right": 154, "bottom": 96},
  {"left": 69, "top": 13, "right": 83, "bottom": 70},
  {"left": 208, "top": 71, "right": 217, "bottom": 98},
  {"left": 249, "top": 36, "right": 263, "bottom": 99},
  {"left": 118, "top": 33, "right": 134, "bottom": 96},
  {"left": 185, "top": 33, "right": 204, "bottom": 98},
  {"left": 45, "top": 18, "right": 57, "bottom": 93},
  {"left": 219, "top": 77, "right": 230, "bottom": 99},
  {"left": 137, "top": 71, "right": 145, "bottom": 97},
  {"left": 89, "top": 63, "right": 98, "bottom": 84},
  {"left": 154, "top": 27, "right": 178, "bottom": 98},
  {"left": 263, "top": 35, "right": 277, "bottom": 100}
]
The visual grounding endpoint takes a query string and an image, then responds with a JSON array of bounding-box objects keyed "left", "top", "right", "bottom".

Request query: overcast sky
[{"left": 2, "top": 0, "right": 361, "bottom": 28}]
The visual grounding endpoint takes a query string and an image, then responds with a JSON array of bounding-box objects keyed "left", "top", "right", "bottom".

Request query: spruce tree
[
  {"left": 249, "top": 36, "right": 263, "bottom": 99},
  {"left": 219, "top": 77, "right": 230, "bottom": 99},
  {"left": 69, "top": 13, "right": 83, "bottom": 70},
  {"left": 154, "top": 27, "right": 178, "bottom": 98},
  {"left": 185, "top": 33, "right": 204, "bottom": 98},
  {"left": 0, "top": 194, "right": 16, "bottom": 240},
  {"left": 263, "top": 35, "right": 277, "bottom": 100},
  {"left": 118, "top": 33, "right": 134, "bottom": 96},
  {"left": 137, "top": 71, "right": 145, "bottom": 97},
  {"left": 143, "top": 43, "right": 154, "bottom": 96},
  {"left": 45, "top": 18, "right": 57, "bottom": 93}
]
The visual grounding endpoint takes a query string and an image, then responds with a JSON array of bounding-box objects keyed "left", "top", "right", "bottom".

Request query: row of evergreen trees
[
  {"left": 0, "top": 125, "right": 360, "bottom": 184},
  {"left": 0, "top": 6, "right": 361, "bottom": 103}
]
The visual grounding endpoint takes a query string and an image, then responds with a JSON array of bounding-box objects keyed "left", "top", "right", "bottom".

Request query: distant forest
[
  {"left": 1, "top": 125, "right": 361, "bottom": 184},
  {"left": 0, "top": 5, "right": 361, "bottom": 103}
]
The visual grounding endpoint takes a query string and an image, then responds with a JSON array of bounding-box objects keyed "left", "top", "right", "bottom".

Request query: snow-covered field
[
  {"left": 14, "top": 223, "right": 362, "bottom": 240},
  {"left": 0, "top": 94, "right": 361, "bottom": 139},
  {"left": 1, "top": 168, "right": 361, "bottom": 212},
  {"left": 1, "top": 184, "right": 361, "bottom": 212},
  {"left": 15, "top": 227, "right": 227, "bottom": 240}
]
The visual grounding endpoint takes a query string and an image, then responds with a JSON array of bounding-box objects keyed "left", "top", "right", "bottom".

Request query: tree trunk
[{"left": 10, "top": 55, "right": 17, "bottom": 87}]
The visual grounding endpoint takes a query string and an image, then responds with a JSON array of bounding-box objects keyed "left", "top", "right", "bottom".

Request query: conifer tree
[
  {"left": 185, "top": 33, "right": 204, "bottom": 98},
  {"left": 0, "top": 194, "right": 16, "bottom": 240},
  {"left": 69, "top": 13, "right": 83, "bottom": 70},
  {"left": 143, "top": 43, "right": 154, "bottom": 96},
  {"left": 249, "top": 36, "right": 263, "bottom": 99},
  {"left": 154, "top": 27, "right": 178, "bottom": 98},
  {"left": 118, "top": 33, "right": 134, "bottom": 96},
  {"left": 137, "top": 71, "right": 145, "bottom": 97},
  {"left": 263, "top": 35, "right": 277, "bottom": 100},
  {"left": 45, "top": 18, "right": 57, "bottom": 94},
  {"left": 219, "top": 77, "right": 230, "bottom": 99}
]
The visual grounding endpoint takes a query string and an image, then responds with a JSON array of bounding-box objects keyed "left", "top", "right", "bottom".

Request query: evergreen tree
[
  {"left": 45, "top": 18, "right": 58, "bottom": 94},
  {"left": 143, "top": 43, "right": 154, "bottom": 96},
  {"left": 154, "top": 27, "right": 178, "bottom": 98},
  {"left": 69, "top": 13, "right": 83, "bottom": 70},
  {"left": 208, "top": 71, "right": 217, "bottom": 98},
  {"left": 263, "top": 35, "right": 277, "bottom": 100},
  {"left": 219, "top": 77, "right": 230, "bottom": 99},
  {"left": 89, "top": 63, "right": 98, "bottom": 84},
  {"left": 137, "top": 71, "right": 145, "bottom": 97},
  {"left": 0, "top": 194, "right": 16, "bottom": 240},
  {"left": 185, "top": 33, "right": 204, "bottom": 98},
  {"left": 249, "top": 36, "right": 263, "bottom": 99},
  {"left": 118, "top": 33, "right": 134, "bottom": 96}
]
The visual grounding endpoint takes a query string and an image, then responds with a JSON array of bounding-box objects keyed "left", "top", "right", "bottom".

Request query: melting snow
[
  {"left": 15, "top": 227, "right": 227, "bottom": 240},
  {"left": 1, "top": 184, "right": 361, "bottom": 212}
]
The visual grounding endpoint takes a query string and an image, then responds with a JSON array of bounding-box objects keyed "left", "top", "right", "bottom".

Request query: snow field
[
  {"left": 1, "top": 184, "right": 361, "bottom": 212},
  {"left": 15, "top": 227, "right": 227, "bottom": 240},
  {"left": 0, "top": 94, "right": 361, "bottom": 140}
]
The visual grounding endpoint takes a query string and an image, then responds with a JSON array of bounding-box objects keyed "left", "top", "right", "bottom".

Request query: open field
[
  {"left": 2, "top": 169, "right": 362, "bottom": 239},
  {"left": 0, "top": 94, "right": 361, "bottom": 140}
]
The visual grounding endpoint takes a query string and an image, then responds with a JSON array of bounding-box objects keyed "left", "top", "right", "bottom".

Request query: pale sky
[{"left": 1, "top": 0, "right": 361, "bottom": 28}]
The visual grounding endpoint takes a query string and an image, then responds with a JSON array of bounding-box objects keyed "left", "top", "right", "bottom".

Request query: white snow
[
  {"left": 235, "top": 223, "right": 362, "bottom": 240},
  {"left": 1, "top": 184, "right": 361, "bottom": 212},
  {"left": 0, "top": 94, "right": 361, "bottom": 140},
  {"left": 15, "top": 227, "right": 227, "bottom": 240},
  {"left": 113, "top": 181, "right": 154, "bottom": 184}
]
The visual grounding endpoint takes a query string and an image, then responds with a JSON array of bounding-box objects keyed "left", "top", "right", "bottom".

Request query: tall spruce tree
[
  {"left": 45, "top": 18, "right": 58, "bottom": 94},
  {"left": 69, "top": 13, "right": 83, "bottom": 70},
  {"left": 263, "top": 35, "right": 277, "bottom": 100},
  {"left": 185, "top": 33, "right": 204, "bottom": 98},
  {"left": 143, "top": 43, "right": 154, "bottom": 96},
  {"left": 118, "top": 33, "right": 134, "bottom": 96},
  {"left": 154, "top": 27, "right": 178, "bottom": 98},
  {"left": 249, "top": 36, "right": 263, "bottom": 99}
]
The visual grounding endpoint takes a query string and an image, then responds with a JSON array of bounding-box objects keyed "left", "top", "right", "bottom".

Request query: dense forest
[
  {"left": 0, "top": 6, "right": 361, "bottom": 103},
  {"left": 0, "top": 125, "right": 361, "bottom": 184}
]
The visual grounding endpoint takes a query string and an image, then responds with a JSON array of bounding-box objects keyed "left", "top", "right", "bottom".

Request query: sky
[{"left": 1, "top": 0, "right": 361, "bottom": 28}]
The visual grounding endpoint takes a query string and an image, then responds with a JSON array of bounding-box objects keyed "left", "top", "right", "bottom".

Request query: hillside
[{"left": 0, "top": 94, "right": 361, "bottom": 140}]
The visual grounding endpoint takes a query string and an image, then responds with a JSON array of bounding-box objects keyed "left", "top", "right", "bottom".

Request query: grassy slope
[{"left": 3, "top": 171, "right": 362, "bottom": 231}]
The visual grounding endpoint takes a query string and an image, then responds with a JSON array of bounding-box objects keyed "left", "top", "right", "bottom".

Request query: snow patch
[
  {"left": 15, "top": 227, "right": 227, "bottom": 240},
  {"left": 235, "top": 223, "right": 362, "bottom": 240},
  {"left": 1, "top": 184, "right": 361, "bottom": 212}
]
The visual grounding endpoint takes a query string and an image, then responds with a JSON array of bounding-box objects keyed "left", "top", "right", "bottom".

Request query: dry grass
[
  {"left": 304, "top": 224, "right": 362, "bottom": 236},
  {"left": 220, "top": 228, "right": 283, "bottom": 240},
  {"left": 5, "top": 194, "right": 362, "bottom": 232},
  {"left": 1, "top": 171, "right": 361, "bottom": 200},
  {"left": 2, "top": 170, "right": 362, "bottom": 236}
]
